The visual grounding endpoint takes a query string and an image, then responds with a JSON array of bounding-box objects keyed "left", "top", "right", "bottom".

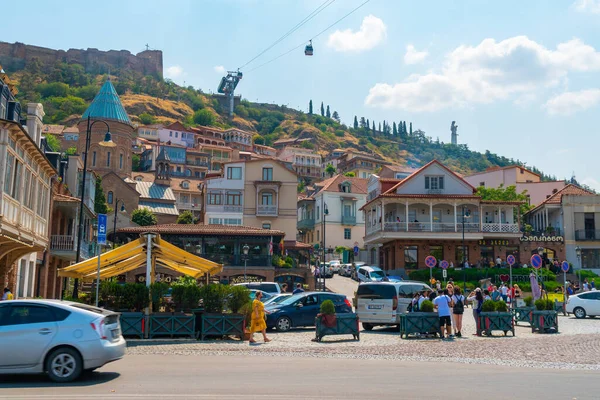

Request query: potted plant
[
  {"left": 314, "top": 300, "right": 359, "bottom": 342},
  {"left": 148, "top": 279, "right": 196, "bottom": 338},
  {"left": 199, "top": 284, "right": 245, "bottom": 340},
  {"left": 399, "top": 299, "right": 439, "bottom": 339},
  {"left": 514, "top": 295, "right": 535, "bottom": 326},
  {"left": 239, "top": 301, "right": 254, "bottom": 341},
  {"left": 119, "top": 284, "right": 149, "bottom": 339},
  {"left": 477, "top": 300, "right": 514, "bottom": 337},
  {"left": 532, "top": 299, "right": 558, "bottom": 334}
]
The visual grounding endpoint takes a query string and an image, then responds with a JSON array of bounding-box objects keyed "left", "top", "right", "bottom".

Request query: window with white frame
[
  {"left": 425, "top": 176, "right": 444, "bottom": 190},
  {"left": 227, "top": 167, "right": 242, "bottom": 180}
]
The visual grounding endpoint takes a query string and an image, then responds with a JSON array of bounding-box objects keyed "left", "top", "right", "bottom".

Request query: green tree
[
  {"left": 309, "top": 100, "right": 313, "bottom": 115},
  {"left": 372, "top": 121, "right": 375, "bottom": 132},
  {"left": 94, "top": 176, "right": 109, "bottom": 214},
  {"left": 332, "top": 110, "right": 339, "bottom": 122},
  {"left": 326, "top": 105, "right": 331, "bottom": 118},
  {"left": 131, "top": 208, "right": 158, "bottom": 226},
  {"left": 403, "top": 121, "right": 407, "bottom": 135},
  {"left": 253, "top": 134, "right": 265, "bottom": 145},
  {"left": 37, "top": 82, "right": 70, "bottom": 98},
  {"left": 409, "top": 122, "right": 413, "bottom": 135},
  {"left": 353, "top": 116, "right": 359, "bottom": 129},
  {"left": 193, "top": 109, "right": 216, "bottom": 126},
  {"left": 66, "top": 146, "right": 77, "bottom": 155},
  {"left": 132, "top": 154, "right": 141, "bottom": 171},
  {"left": 475, "top": 185, "right": 533, "bottom": 223},
  {"left": 320, "top": 102, "right": 325, "bottom": 117},
  {"left": 45, "top": 134, "right": 61, "bottom": 152},
  {"left": 176, "top": 210, "right": 195, "bottom": 224},
  {"left": 325, "top": 164, "right": 336, "bottom": 177},
  {"left": 393, "top": 122, "right": 397, "bottom": 135},
  {"left": 344, "top": 172, "right": 356, "bottom": 177},
  {"left": 139, "top": 113, "right": 156, "bottom": 125},
  {"left": 378, "top": 122, "right": 381, "bottom": 133}
]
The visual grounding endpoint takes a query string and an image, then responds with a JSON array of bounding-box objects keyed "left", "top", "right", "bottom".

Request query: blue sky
[{"left": 3, "top": 0, "right": 600, "bottom": 189}]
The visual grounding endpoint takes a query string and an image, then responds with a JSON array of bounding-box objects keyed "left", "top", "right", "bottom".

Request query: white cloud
[
  {"left": 544, "top": 88, "right": 600, "bottom": 115},
  {"left": 365, "top": 36, "right": 600, "bottom": 112},
  {"left": 327, "top": 15, "right": 386, "bottom": 52},
  {"left": 165, "top": 65, "right": 184, "bottom": 80},
  {"left": 214, "top": 65, "right": 226, "bottom": 74},
  {"left": 574, "top": 0, "right": 600, "bottom": 14},
  {"left": 404, "top": 45, "right": 428, "bottom": 64}
]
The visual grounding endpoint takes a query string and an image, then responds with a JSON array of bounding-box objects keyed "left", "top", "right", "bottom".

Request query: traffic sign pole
[
  {"left": 507, "top": 255, "right": 515, "bottom": 309},
  {"left": 562, "top": 261, "right": 570, "bottom": 305},
  {"left": 96, "top": 214, "right": 107, "bottom": 307}
]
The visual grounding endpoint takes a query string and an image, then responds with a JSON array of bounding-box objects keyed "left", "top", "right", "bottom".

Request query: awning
[{"left": 58, "top": 234, "right": 222, "bottom": 282}]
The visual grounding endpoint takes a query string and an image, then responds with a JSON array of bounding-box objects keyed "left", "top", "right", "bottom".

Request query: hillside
[{"left": 7, "top": 55, "right": 555, "bottom": 179}]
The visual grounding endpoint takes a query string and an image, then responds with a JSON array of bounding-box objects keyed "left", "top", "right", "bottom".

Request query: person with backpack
[
  {"left": 468, "top": 288, "right": 484, "bottom": 335},
  {"left": 408, "top": 292, "right": 420, "bottom": 312},
  {"left": 433, "top": 289, "right": 454, "bottom": 339},
  {"left": 451, "top": 287, "right": 465, "bottom": 338}
]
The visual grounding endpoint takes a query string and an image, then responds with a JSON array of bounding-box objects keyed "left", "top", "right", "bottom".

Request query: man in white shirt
[
  {"left": 433, "top": 289, "right": 453, "bottom": 339},
  {"left": 500, "top": 283, "right": 508, "bottom": 301},
  {"left": 496, "top": 256, "right": 502, "bottom": 267}
]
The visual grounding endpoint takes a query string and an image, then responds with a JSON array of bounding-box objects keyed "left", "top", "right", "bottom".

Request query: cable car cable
[
  {"left": 238, "top": 0, "right": 336, "bottom": 70},
  {"left": 246, "top": 0, "right": 371, "bottom": 73}
]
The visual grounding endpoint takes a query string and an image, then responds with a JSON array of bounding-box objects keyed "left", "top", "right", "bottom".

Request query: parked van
[
  {"left": 356, "top": 266, "right": 386, "bottom": 282},
  {"left": 355, "top": 281, "right": 432, "bottom": 330}
]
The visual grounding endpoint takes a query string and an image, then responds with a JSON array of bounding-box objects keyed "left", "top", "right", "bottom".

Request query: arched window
[
  {"left": 182, "top": 181, "right": 190, "bottom": 189},
  {"left": 107, "top": 191, "right": 113, "bottom": 204}
]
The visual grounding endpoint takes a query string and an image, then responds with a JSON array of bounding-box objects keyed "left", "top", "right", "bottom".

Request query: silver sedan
[{"left": 0, "top": 299, "right": 126, "bottom": 382}]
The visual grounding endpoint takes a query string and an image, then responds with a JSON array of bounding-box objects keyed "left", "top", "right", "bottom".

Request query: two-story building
[
  {"left": 277, "top": 146, "right": 322, "bottom": 181},
  {"left": 223, "top": 127, "right": 253, "bottom": 152},
  {"left": 204, "top": 161, "right": 246, "bottom": 227},
  {"left": 136, "top": 124, "right": 162, "bottom": 142},
  {"left": 337, "top": 150, "right": 391, "bottom": 179},
  {"left": 298, "top": 175, "right": 368, "bottom": 252},
  {"left": 464, "top": 165, "right": 567, "bottom": 206},
  {"left": 362, "top": 160, "right": 523, "bottom": 272},
  {"left": 158, "top": 122, "right": 196, "bottom": 148}
]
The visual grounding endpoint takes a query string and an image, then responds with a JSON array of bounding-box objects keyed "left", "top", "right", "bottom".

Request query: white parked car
[
  {"left": 566, "top": 291, "right": 600, "bottom": 318},
  {"left": 234, "top": 282, "right": 282, "bottom": 294},
  {"left": 339, "top": 264, "right": 353, "bottom": 277},
  {"left": 0, "top": 300, "right": 126, "bottom": 382},
  {"left": 357, "top": 266, "right": 386, "bottom": 283}
]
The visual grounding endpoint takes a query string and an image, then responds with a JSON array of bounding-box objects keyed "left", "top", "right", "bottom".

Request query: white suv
[{"left": 234, "top": 282, "right": 282, "bottom": 294}]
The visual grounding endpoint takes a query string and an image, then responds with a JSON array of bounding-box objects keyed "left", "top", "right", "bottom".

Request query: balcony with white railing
[
  {"left": 50, "top": 235, "right": 91, "bottom": 260},
  {"left": 206, "top": 204, "right": 243, "bottom": 213},
  {"left": 481, "top": 223, "right": 520, "bottom": 233},
  {"left": 257, "top": 205, "right": 278, "bottom": 216}
]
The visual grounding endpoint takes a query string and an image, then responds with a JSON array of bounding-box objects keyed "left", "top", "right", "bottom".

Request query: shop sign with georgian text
[{"left": 520, "top": 235, "right": 564, "bottom": 243}]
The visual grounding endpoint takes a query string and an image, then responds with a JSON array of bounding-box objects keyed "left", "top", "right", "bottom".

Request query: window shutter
[{"left": 425, "top": 176, "right": 430, "bottom": 189}]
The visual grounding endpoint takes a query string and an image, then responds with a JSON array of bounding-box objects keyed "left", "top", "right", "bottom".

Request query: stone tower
[
  {"left": 154, "top": 147, "right": 171, "bottom": 185},
  {"left": 77, "top": 79, "right": 134, "bottom": 179}
]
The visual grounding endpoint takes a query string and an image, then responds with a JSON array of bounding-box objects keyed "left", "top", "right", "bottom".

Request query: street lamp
[
  {"left": 72, "top": 116, "right": 117, "bottom": 298},
  {"left": 242, "top": 244, "right": 250, "bottom": 281},
  {"left": 112, "top": 199, "right": 126, "bottom": 249},
  {"left": 321, "top": 200, "right": 329, "bottom": 292},
  {"left": 461, "top": 206, "right": 471, "bottom": 293},
  {"left": 576, "top": 246, "right": 582, "bottom": 286}
]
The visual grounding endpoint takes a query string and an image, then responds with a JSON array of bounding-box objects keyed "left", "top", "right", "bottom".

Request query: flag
[
  {"left": 279, "top": 239, "right": 284, "bottom": 253},
  {"left": 269, "top": 240, "right": 273, "bottom": 255}
]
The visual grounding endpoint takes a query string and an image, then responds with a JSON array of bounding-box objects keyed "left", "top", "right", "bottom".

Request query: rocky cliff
[{"left": 0, "top": 41, "right": 163, "bottom": 79}]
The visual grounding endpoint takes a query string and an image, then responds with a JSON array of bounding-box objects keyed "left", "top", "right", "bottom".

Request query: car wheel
[
  {"left": 276, "top": 316, "right": 292, "bottom": 332},
  {"left": 574, "top": 307, "right": 587, "bottom": 319},
  {"left": 45, "top": 347, "right": 83, "bottom": 383},
  {"left": 362, "top": 323, "right": 374, "bottom": 331}
]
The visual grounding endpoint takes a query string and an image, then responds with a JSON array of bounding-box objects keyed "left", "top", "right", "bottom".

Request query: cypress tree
[
  {"left": 353, "top": 116, "right": 359, "bottom": 129},
  {"left": 320, "top": 102, "right": 325, "bottom": 117},
  {"left": 409, "top": 122, "right": 413, "bottom": 135},
  {"left": 403, "top": 121, "right": 407, "bottom": 135},
  {"left": 309, "top": 100, "right": 313, "bottom": 114},
  {"left": 326, "top": 105, "right": 331, "bottom": 118}
]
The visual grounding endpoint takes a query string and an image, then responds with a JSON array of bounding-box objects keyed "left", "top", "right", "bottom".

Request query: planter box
[
  {"left": 398, "top": 312, "right": 439, "bottom": 339},
  {"left": 554, "top": 300, "right": 566, "bottom": 316},
  {"left": 513, "top": 307, "right": 534, "bottom": 326},
  {"left": 149, "top": 313, "right": 195, "bottom": 338},
  {"left": 531, "top": 310, "right": 559, "bottom": 334},
  {"left": 119, "top": 312, "right": 144, "bottom": 339},
  {"left": 200, "top": 313, "right": 244, "bottom": 340},
  {"left": 477, "top": 312, "right": 514, "bottom": 337},
  {"left": 314, "top": 313, "right": 359, "bottom": 342}
]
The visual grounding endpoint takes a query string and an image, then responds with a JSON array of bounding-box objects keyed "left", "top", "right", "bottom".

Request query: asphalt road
[{"left": 1, "top": 354, "right": 598, "bottom": 399}]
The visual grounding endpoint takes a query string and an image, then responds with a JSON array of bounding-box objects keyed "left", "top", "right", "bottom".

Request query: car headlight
[{"left": 266, "top": 309, "right": 279, "bottom": 315}]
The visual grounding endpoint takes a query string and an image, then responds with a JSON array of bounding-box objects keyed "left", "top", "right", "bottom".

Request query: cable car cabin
[
  {"left": 305, "top": 41, "right": 313, "bottom": 56},
  {"left": 237, "top": 71, "right": 243, "bottom": 79}
]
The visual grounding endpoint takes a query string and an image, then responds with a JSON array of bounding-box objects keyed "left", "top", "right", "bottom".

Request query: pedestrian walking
[
  {"left": 249, "top": 291, "right": 271, "bottom": 344},
  {"left": 452, "top": 287, "right": 465, "bottom": 337},
  {"left": 468, "top": 288, "right": 484, "bottom": 334},
  {"left": 292, "top": 283, "right": 304, "bottom": 294},
  {"left": 433, "top": 289, "right": 453, "bottom": 339},
  {"left": 500, "top": 283, "right": 508, "bottom": 302},
  {"left": 435, "top": 280, "right": 441, "bottom": 291},
  {"left": 1, "top": 288, "right": 13, "bottom": 301}
]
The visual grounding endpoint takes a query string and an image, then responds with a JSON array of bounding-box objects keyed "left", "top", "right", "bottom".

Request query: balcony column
[
  {"left": 380, "top": 199, "right": 385, "bottom": 231},
  {"left": 498, "top": 205, "right": 501, "bottom": 224},
  {"left": 545, "top": 208, "right": 549, "bottom": 230},
  {"left": 405, "top": 200, "right": 409, "bottom": 232},
  {"left": 479, "top": 206, "right": 483, "bottom": 230},
  {"left": 454, "top": 203, "right": 458, "bottom": 232},
  {"left": 429, "top": 201, "right": 433, "bottom": 232}
]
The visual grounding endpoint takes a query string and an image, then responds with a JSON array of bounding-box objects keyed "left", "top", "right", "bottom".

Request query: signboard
[
  {"left": 507, "top": 255, "right": 516, "bottom": 266},
  {"left": 478, "top": 239, "right": 510, "bottom": 246},
  {"left": 97, "top": 214, "right": 107, "bottom": 245},
  {"left": 442, "top": 269, "right": 447, "bottom": 278},
  {"left": 440, "top": 260, "right": 449, "bottom": 269},
  {"left": 520, "top": 235, "right": 564, "bottom": 243},
  {"left": 495, "top": 275, "right": 532, "bottom": 283},
  {"left": 561, "top": 261, "right": 570, "bottom": 273},
  {"left": 353, "top": 246, "right": 359, "bottom": 256},
  {"left": 530, "top": 254, "right": 543, "bottom": 269},
  {"left": 135, "top": 273, "right": 173, "bottom": 284},
  {"left": 425, "top": 256, "right": 437, "bottom": 269},
  {"left": 229, "top": 274, "right": 266, "bottom": 284}
]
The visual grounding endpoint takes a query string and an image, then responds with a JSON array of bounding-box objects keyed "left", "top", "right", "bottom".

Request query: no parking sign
[{"left": 425, "top": 256, "right": 437, "bottom": 269}]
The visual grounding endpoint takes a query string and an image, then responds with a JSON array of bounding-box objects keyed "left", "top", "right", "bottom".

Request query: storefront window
[
  {"left": 455, "top": 246, "right": 469, "bottom": 267},
  {"left": 581, "top": 249, "right": 600, "bottom": 269},
  {"left": 480, "top": 246, "right": 493, "bottom": 267},
  {"left": 404, "top": 246, "right": 418, "bottom": 269},
  {"left": 429, "top": 245, "right": 443, "bottom": 266}
]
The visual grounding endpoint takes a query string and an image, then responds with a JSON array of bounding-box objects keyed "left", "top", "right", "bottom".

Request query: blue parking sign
[{"left": 98, "top": 214, "right": 107, "bottom": 245}]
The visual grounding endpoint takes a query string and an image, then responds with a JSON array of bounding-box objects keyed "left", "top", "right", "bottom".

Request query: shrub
[
  {"left": 149, "top": 282, "right": 170, "bottom": 312},
  {"left": 481, "top": 300, "right": 497, "bottom": 312},
  {"left": 131, "top": 208, "right": 157, "bottom": 226},
  {"left": 523, "top": 296, "right": 534, "bottom": 307},
  {"left": 495, "top": 300, "right": 508, "bottom": 312},
  {"left": 227, "top": 285, "right": 251, "bottom": 313},
  {"left": 545, "top": 299, "right": 554, "bottom": 311},
  {"left": 200, "top": 284, "right": 229, "bottom": 313},
  {"left": 420, "top": 300, "right": 434, "bottom": 312},
  {"left": 193, "top": 109, "right": 216, "bottom": 126},
  {"left": 240, "top": 301, "right": 253, "bottom": 326},
  {"left": 534, "top": 299, "right": 553, "bottom": 311},
  {"left": 320, "top": 299, "right": 336, "bottom": 315}
]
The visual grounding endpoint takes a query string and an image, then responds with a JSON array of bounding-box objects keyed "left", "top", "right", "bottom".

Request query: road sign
[
  {"left": 353, "top": 246, "right": 359, "bottom": 255},
  {"left": 561, "top": 261, "right": 570, "bottom": 273},
  {"left": 425, "top": 255, "right": 437, "bottom": 269},
  {"left": 442, "top": 269, "right": 447, "bottom": 278},
  {"left": 507, "top": 255, "right": 516, "bottom": 266},
  {"left": 440, "top": 260, "right": 449, "bottom": 269},
  {"left": 97, "top": 214, "right": 107, "bottom": 245},
  {"left": 530, "top": 254, "right": 543, "bottom": 269}
]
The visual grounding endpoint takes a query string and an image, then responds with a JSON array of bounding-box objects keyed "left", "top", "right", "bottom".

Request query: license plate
[
  {"left": 111, "top": 329, "right": 121, "bottom": 338},
  {"left": 368, "top": 305, "right": 383, "bottom": 310}
]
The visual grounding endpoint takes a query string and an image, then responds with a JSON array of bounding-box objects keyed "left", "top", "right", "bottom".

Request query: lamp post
[
  {"left": 461, "top": 206, "right": 471, "bottom": 293},
  {"left": 112, "top": 199, "right": 126, "bottom": 249},
  {"left": 576, "top": 246, "right": 582, "bottom": 287},
  {"left": 321, "top": 199, "right": 329, "bottom": 292},
  {"left": 72, "top": 116, "right": 116, "bottom": 298},
  {"left": 242, "top": 244, "right": 249, "bottom": 281}
]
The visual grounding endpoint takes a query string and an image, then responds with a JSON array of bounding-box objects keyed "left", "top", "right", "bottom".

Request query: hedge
[{"left": 408, "top": 267, "right": 556, "bottom": 283}]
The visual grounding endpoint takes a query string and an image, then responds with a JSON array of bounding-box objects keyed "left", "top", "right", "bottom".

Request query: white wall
[
  {"left": 396, "top": 163, "right": 473, "bottom": 195},
  {"left": 15, "top": 253, "right": 37, "bottom": 299}
]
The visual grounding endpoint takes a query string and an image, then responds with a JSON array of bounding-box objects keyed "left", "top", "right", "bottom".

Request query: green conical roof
[{"left": 82, "top": 80, "right": 133, "bottom": 126}]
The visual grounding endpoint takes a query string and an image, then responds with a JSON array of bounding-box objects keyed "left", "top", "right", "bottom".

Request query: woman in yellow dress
[{"left": 249, "top": 291, "right": 271, "bottom": 344}]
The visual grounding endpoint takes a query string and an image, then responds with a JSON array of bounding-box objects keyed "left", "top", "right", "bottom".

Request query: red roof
[
  {"left": 315, "top": 174, "right": 368, "bottom": 194},
  {"left": 528, "top": 184, "right": 595, "bottom": 213}
]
